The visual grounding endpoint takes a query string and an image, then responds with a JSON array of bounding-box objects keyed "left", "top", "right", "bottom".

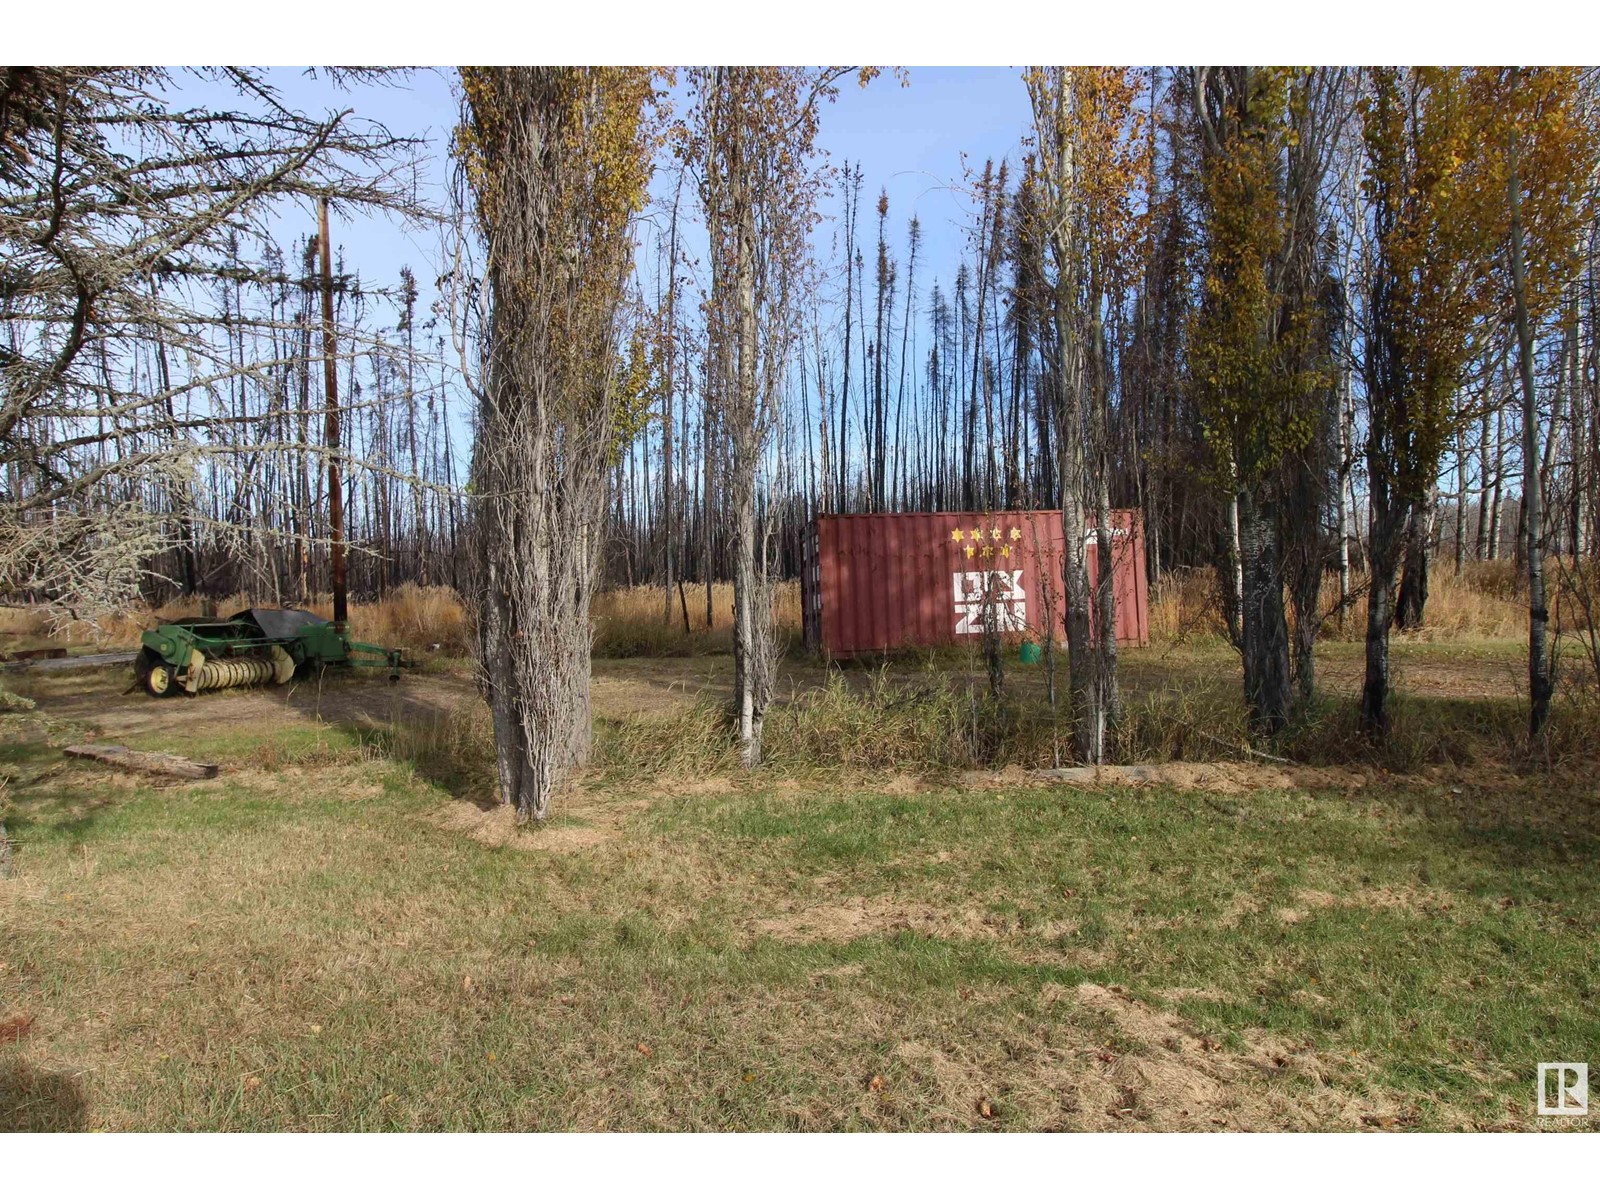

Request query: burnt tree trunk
[
  {"left": 1394, "top": 492, "right": 1433, "bottom": 630},
  {"left": 1237, "top": 489, "right": 1292, "bottom": 738}
]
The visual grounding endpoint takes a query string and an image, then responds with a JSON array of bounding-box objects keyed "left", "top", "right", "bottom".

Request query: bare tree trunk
[
  {"left": 729, "top": 197, "right": 774, "bottom": 766},
  {"left": 1489, "top": 405, "right": 1506, "bottom": 560},
  {"left": 1508, "top": 131, "right": 1553, "bottom": 738},
  {"left": 1222, "top": 486, "right": 1245, "bottom": 648},
  {"left": 1337, "top": 360, "right": 1354, "bottom": 627},
  {"left": 1237, "top": 489, "right": 1293, "bottom": 737},
  {"left": 1395, "top": 489, "right": 1433, "bottom": 630},
  {"left": 1476, "top": 410, "right": 1493, "bottom": 561},
  {"left": 703, "top": 387, "right": 715, "bottom": 630},
  {"left": 1030, "top": 68, "right": 1105, "bottom": 764},
  {"left": 318, "top": 198, "right": 347, "bottom": 630},
  {"left": 1052, "top": 301, "right": 1099, "bottom": 760},
  {"left": 662, "top": 180, "right": 681, "bottom": 626},
  {"left": 1089, "top": 318, "right": 1120, "bottom": 726},
  {"left": 1361, "top": 499, "right": 1409, "bottom": 739}
]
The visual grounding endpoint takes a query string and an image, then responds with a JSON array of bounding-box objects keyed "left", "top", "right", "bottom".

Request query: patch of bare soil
[
  {"left": 1293, "top": 884, "right": 1456, "bottom": 916},
  {"left": 870, "top": 980, "right": 1427, "bottom": 1130},
  {"left": 13, "top": 666, "right": 279, "bottom": 743},
  {"left": 1060, "top": 982, "right": 1418, "bottom": 1131},
  {"left": 956, "top": 764, "right": 1039, "bottom": 790},
  {"left": 877, "top": 773, "right": 925, "bottom": 795},
  {"left": 648, "top": 772, "right": 941, "bottom": 800},
  {"left": 1158, "top": 986, "right": 1232, "bottom": 1004},
  {"left": 747, "top": 895, "right": 1024, "bottom": 943},
  {"left": 433, "top": 785, "right": 653, "bottom": 854},
  {"left": 651, "top": 776, "right": 736, "bottom": 797},
  {"left": 1317, "top": 651, "right": 1525, "bottom": 702},
  {"left": 1217, "top": 892, "right": 1263, "bottom": 928},
  {"left": 280, "top": 673, "right": 472, "bottom": 731},
  {"left": 1016, "top": 760, "right": 1389, "bottom": 796},
  {"left": 9, "top": 660, "right": 477, "bottom": 749}
]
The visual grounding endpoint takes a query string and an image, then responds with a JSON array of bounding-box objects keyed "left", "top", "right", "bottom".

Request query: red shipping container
[{"left": 802, "top": 510, "right": 1148, "bottom": 657}]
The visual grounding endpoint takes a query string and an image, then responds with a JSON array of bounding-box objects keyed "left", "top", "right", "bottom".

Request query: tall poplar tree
[
  {"left": 456, "top": 67, "right": 657, "bottom": 819},
  {"left": 681, "top": 67, "right": 844, "bottom": 766},
  {"left": 1186, "top": 67, "right": 1336, "bottom": 737},
  {"left": 1358, "top": 67, "right": 1504, "bottom": 739}
]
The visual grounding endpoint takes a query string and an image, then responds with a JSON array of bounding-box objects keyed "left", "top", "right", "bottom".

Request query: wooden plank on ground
[
  {"left": 64, "top": 743, "right": 219, "bottom": 780},
  {"left": 1, "top": 651, "right": 136, "bottom": 673}
]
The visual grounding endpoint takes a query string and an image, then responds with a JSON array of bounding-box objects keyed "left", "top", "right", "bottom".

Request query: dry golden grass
[
  {"left": 6, "top": 586, "right": 474, "bottom": 658},
  {"left": 338, "top": 585, "right": 472, "bottom": 657},
  {"left": 591, "top": 581, "right": 802, "bottom": 658},
  {"left": 1146, "top": 569, "right": 1227, "bottom": 645},
  {"left": 9, "top": 580, "right": 807, "bottom": 662},
  {"left": 1147, "top": 561, "right": 1530, "bottom": 646},
  {"left": 0, "top": 606, "right": 50, "bottom": 639}
]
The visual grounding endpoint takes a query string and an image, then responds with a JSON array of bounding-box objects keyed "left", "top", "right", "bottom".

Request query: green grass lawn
[{"left": 2, "top": 657, "right": 1598, "bottom": 1131}]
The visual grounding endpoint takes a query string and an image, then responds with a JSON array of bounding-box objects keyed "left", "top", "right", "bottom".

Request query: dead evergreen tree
[
  {"left": 453, "top": 67, "right": 657, "bottom": 819},
  {"left": 0, "top": 67, "right": 426, "bottom": 616}
]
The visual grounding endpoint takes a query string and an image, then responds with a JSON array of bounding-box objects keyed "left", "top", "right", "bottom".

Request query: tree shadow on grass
[
  {"left": 0, "top": 1059, "right": 88, "bottom": 1131},
  {"left": 272, "top": 673, "right": 495, "bottom": 806}
]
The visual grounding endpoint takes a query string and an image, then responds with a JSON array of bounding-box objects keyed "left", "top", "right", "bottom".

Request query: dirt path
[{"left": 10, "top": 640, "right": 1533, "bottom": 751}]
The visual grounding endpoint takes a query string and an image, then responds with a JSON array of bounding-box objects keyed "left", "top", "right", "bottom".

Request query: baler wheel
[{"left": 140, "top": 651, "right": 179, "bottom": 698}]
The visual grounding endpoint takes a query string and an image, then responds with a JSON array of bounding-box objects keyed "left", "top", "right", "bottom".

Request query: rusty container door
[
  {"left": 1084, "top": 509, "right": 1149, "bottom": 647},
  {"left": 812, "top": 510, "right": 1148, "bottom": 656}
]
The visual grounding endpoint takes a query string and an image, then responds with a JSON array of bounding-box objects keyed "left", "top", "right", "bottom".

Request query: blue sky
[
  {"left": 807, "top": 67, "right": 1034, "bottom": 287},
  {"left": 163, "top": 66, "right": 1041, "bottom": 490},
  {"left": 201, "top": 67, "right": 1037, "bottom": 333}
]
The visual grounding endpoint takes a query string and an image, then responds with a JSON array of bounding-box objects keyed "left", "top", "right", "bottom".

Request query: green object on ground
[
  {"left": 135, "top": 606, "right": 409, "bottom": 697},
  {"left": 1019, "top": 640, "right": 1042, "bottom": 665}
]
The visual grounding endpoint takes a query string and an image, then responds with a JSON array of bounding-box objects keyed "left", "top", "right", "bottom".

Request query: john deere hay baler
[{"left": 135, "top": 607, "right": 409, "bottom": 698}]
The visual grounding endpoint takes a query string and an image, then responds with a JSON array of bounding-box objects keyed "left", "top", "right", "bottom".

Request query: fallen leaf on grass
[
  {"left": 244, "top": 1076, "right": 261, "bottom": 1093},
  {"left": 977, "top": 1097, "right": 997, "bottom": 1120},
  {"left": 636, "top": 1043, "right": 652, "bottom": 1057},
  {"left": 0, "top": 1013, "right": 35, "bottom": 1044},
  {"left": 868, "top": 1075, "right": 884, "bottom": 1093}
]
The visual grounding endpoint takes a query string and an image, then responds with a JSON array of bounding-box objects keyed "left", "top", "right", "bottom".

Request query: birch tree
[
  {"left": 1495, "top": 66, "right": 1598, "bottom": 736},
  {"left": 1024, "top": 66, "right": 1144, "bottom": 763},
  {"left": 681, "top": 67, "right": 843, "bottom": 766}
]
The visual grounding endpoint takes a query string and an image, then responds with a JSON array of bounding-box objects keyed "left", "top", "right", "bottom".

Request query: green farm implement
[{"left": 135, "top": 608, "right": 409, "bottom": 698}]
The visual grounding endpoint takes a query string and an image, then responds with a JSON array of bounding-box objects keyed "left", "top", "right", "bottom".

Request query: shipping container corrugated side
[{"left": 802, "top": 510, "right": 1148, "bottom": 657}]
